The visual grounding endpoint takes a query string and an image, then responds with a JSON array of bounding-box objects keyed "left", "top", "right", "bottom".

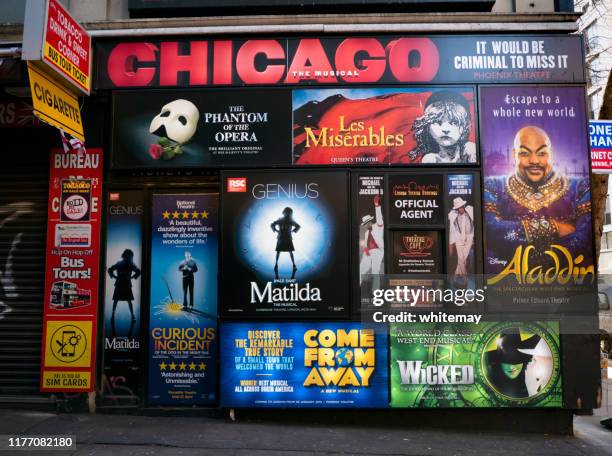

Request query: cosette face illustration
[{"left": 149, "top": 99, "right": 200, "bottom": 144}]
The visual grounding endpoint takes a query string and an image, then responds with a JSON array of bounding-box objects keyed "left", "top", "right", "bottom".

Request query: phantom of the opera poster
[
  {"left": 481, "top": 86, "right": 594, "bottom": 293},
  {"left": 292, "top": 87, "right": 477, "bottom": 165},
  {"left": 221, "top": 171, "right": 350, "bottom": 317}
]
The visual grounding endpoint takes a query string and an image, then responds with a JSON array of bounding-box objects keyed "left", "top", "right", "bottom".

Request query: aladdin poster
[
  {"left": 293, "top": 87, "right": 477, "bottom": 165},
  {"left": 220, "top": 322, "right": 388, "bottom": 408},
  {"left": 112, "top": 89, "right": 291, "bottom": 169},
  {"left": 481, "top": 86, "right": 594, "bottom": 296},
  {"left": 148, "top": 194, "right": 218, "bottom": 405},
  {"left": 221, "top": 171, "right": 350, "bottom": 318},
  {"left": 390, "top": 321, "right": 562, "bottom": 408},
  {"left": 102, "top": 190, "right": 144, "bottom": 405}
]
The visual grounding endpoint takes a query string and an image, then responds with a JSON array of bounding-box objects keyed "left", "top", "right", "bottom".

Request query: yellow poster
[
  {"left": 42, "top": 371, "right": 91, "bottom": 390},
  {"left": 27, "top": 62, "right": 84, "bottom": 141},
  {"left": 44, "top": 320, "right": 92, "bottom": 368}
]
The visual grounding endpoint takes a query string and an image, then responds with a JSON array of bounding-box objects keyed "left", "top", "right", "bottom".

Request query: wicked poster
[
  {"left": 481, "top": 87, "right": 594, "bottom": 299},
  {"left": 389, "top": 174, "right": 444, "bottom": 226},
  {"left": 356, "top": 175, "right": 385, "bottom": 308},
  {"left": 293, "top": 87, "right": 477, "bottom": 166},
  {"left": 112, "top": 90, "right": 291, "bottom": 169},
  {"left": 101, "top": 190, "right": 144, "bottom": 405},
  {"left": 221, "top": 171, "right": 350, "bottom": 317},
  {"left": 148, "top": 194, "right": 218, "bottom": 405},
  {"left": 391, "top": 230, "right": 443, "bottom": 274},
  {"left": 390, "top": 321, "right": 562, "bottom": 408},
  {"left": 220, "top": 322, "right": 388, "bottom": 408}
]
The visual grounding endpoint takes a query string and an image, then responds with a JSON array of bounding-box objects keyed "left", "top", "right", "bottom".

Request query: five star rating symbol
[
  {"left": 161, "top": 210, "right": 209, "bottom": 220},
  {"left": 160, "top": 361, "right": 206, "bottom": 371}
]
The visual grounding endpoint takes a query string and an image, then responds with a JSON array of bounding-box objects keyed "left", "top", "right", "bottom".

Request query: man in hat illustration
[
  {"left": 517, "top": 338, "right": 554, "bottom": 397},
  {"left": 359, "top": 195, "right": 384, "bottom": 285},
  {"left": 448, "top": 197, "right": 474, "bottom": 282}
]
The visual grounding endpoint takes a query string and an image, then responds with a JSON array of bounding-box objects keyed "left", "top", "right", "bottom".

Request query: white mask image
[
  {"left": 518, "top": 339, "right": 553, "bottom": 397},
  {"left": 149, "top": 99, "right": 199, "bottom": 144}
]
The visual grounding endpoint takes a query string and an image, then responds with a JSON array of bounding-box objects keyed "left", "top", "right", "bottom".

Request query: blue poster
[
  {"left": 220, "top": 322, "right": 388, "bottom": 408},
  {"left": 148, "top": 193, "right": 218, "bottom": 405},
  {"left": 102, "top": 190, "right": 144, "bottom": 405}
]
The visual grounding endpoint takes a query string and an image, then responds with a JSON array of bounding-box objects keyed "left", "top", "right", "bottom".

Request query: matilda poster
[
  {"left": 389, "top": 174, "right": 444, "bottom": 226},
  {"left": 112, "top": 90, "right": 291, "bottom": 169},
  {"left": 390, "top": 321, "right": 562, "bottom": 408},
  {"left": 220, "top": 322, "right": 388, "bottom": 408},
  {"left": 391, "top": 231, "right": 443, "bottom": 274},
  {"left": 221, "top": 171, "right": 350, "bottom": 317},
  {"left": 356, "top": 175, "right": 385, "bottom": 308},
  {"left": 148, "top": 194, "right": 218, "bottom": 405},
  {"left": 292, "top": 87, "right": 477, "bottom": 165},
  {"left": 447, "top": 174, "right": 476, "bottom": 284},
  {"left": 102, "top": 190, "right": 144, "bottom": 405},
  {"left": 481, "top": 86, "right": 594, "bottom": 294}
]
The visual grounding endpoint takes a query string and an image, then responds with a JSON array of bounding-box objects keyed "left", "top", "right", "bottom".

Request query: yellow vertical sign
[{"left": 27, "top": 62, "right": 84, "bottom": 141}]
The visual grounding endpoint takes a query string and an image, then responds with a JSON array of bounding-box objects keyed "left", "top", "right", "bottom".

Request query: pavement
[{"left": 0, "top": 407, "right": 611, "bottom": 456}]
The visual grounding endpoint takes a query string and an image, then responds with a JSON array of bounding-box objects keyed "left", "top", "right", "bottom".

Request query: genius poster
[
  {"left": 292, "top": 87, "right": 477, "bottom": 166},
  {"left": 148, "top": 194, "right": 218, "bottom": 405},
  {"left": 102, "top": 190, "right": 144, "bottom": 405},
  {"left": 220, "top": 322, "right": 388, "bottom": 408},
  {"left": 221, "top": 171, "right": 350, "bottom": 317},
  {"left": 390, "top": 321, "right": 562, "bottom": 408},
  {"left": 481, "top": 86, "right": 594, "bottom": 296}
]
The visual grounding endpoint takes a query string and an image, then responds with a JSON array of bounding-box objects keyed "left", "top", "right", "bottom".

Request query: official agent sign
[
  {"left": 94, "top": 35, "right": 584, "bottom": 89},
  {"left": 41, "top": 149, "right": 102, "bottom": 392}
]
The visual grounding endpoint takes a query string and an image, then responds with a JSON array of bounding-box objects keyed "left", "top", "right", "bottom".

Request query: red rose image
[{"left": 149, "top": 144, "right": 163, "bottom": 160}]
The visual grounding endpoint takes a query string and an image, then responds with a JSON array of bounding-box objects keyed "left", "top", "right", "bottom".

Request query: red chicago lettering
[
  {"left": 286, "top": 39, "right": 336, "bottom": 83},
  {"left": 107, "top": 43, "right": 158, "bottom": 86},
  {"left": 236, "top": 40, "right": 285, "bottom": 84},
  {"left": 159, "top": 41, "right": 208, "bottom": 86},
  {"left": 335, "top": 38, "right": 386, "bottom": 83},
  {"left": 213, "top": 41, "right": 233, "bottom": 85},
  {"left": 387, "top": 38, "right": 439, "bottom": 82}
]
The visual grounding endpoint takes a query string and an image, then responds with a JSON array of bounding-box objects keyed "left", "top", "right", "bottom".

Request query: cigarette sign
[
  {"left": 27, "top": 62, "right": 84, "bottom": 140},
  {"left": 23, "top": 0, "right": 91, "bottom": 95},
  {"left": 590, "top": 120, "right": 612, "bottom": 174}
]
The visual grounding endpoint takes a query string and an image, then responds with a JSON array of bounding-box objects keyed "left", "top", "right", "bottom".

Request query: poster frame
[
  {"left": 219, "top": 168, "right": 352, "bottom": 320},
  {"left": 477, "top": 83, "right": 599, "bottom": 409},
  {"left": 350, "top": 169, "right": 483, "bottom": 316},
  {"left": 109, "top": 84, "right": 481, "bottom": 171}
]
